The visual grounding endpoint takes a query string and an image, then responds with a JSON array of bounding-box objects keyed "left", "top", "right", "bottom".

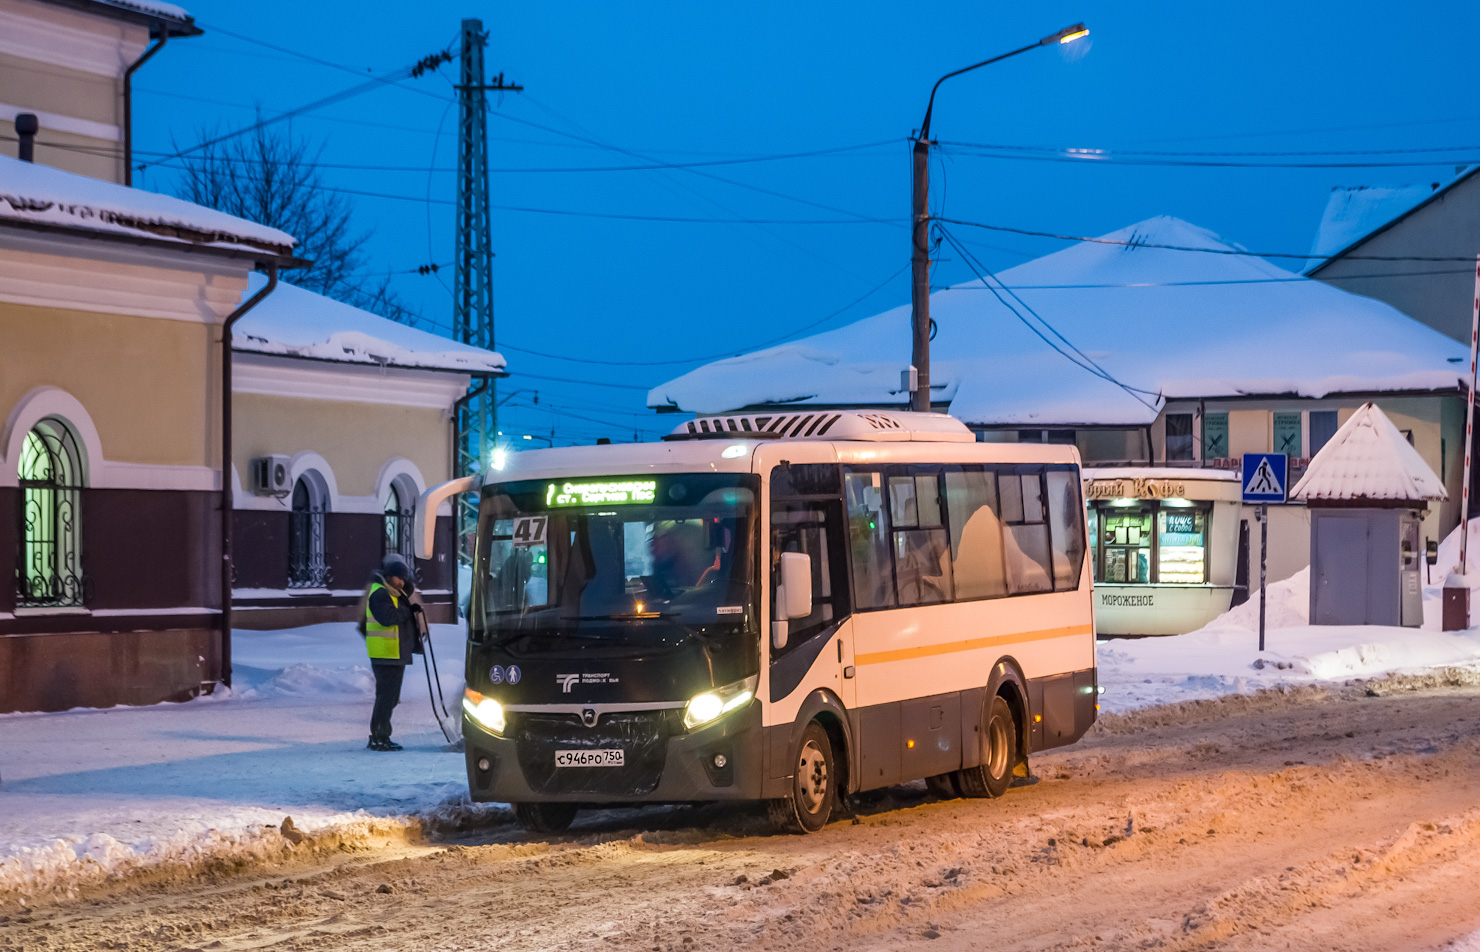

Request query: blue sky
[{"left": 133, "top": 1, "right": 1480, "bottom": 444}]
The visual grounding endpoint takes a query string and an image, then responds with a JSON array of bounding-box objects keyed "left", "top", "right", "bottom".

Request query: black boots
[{"left": 367, "top": 735, "right": 404, "bottom": 752}]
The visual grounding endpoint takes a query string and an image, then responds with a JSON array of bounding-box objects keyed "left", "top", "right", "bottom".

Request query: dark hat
[{"left": 380, "top": 554, "right": 413, "bottom": 581}]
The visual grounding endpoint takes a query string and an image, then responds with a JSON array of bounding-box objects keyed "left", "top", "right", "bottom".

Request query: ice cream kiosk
[{"left": 1083, "top": 468, "right": 1243, "bottom": 636}]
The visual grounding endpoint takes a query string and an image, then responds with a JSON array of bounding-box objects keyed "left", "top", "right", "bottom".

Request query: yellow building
[
  {"left": 0, "top": 0, "right": 200, "bottom": 184},
  {"left": 0, "top": 152, "right": 297, "bottom": 712},
  {"left": 228, "top": 277, "right": 505, "bottom": 629}
]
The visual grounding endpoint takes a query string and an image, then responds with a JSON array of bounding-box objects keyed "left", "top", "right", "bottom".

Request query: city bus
[{"left": 416, "top": 410, "right": 1097, "bottom": 834}]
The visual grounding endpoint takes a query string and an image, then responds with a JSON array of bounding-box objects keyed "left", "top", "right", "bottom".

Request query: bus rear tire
[
  {"left": 767, "top": 721, "right": 835, "bottom": 834},
  {"left": 955, "top": 694, "right": 1017, "bottom": 799},
  {"left": 514, "top": 801, "right": 577, "bottom": 834}
]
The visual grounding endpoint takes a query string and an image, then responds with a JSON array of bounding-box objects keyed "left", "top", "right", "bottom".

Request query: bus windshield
[{"left": 473, "top": 473, "right": 759, "bottom": 654}]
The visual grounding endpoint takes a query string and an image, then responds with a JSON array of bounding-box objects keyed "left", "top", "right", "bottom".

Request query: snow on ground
[
  {"left": 6, "top": 585, "right": 1480, "bottom": 901},
  {"left": 0, "top": 623, "right": 477, "bottom": 902},
  {"left": 1096, "top": 520, "right": 1480, "bottom": 713}
]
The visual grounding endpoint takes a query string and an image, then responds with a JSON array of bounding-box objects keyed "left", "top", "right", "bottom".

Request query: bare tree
[{"left": 174, "top": 124, "right": 422, "bottom": 327}]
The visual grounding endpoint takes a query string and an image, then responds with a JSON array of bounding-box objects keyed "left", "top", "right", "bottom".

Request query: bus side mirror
[
  {"left": 416, "top": 474, "right": 483, "bottom": 559},
  {"left": 1427, "top": 539, "right": 1439, "bottom": 567},
  {"left": 779, "top": 552, "right": 813, "bottom": 619}
]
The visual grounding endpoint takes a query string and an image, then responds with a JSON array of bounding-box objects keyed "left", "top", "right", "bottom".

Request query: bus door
[{"left": 767, "top": 464, "right": 853, "bottom": 717}]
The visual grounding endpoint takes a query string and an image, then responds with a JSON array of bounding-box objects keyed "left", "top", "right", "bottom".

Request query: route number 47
[{"left": 511, "top": 516, "right": 548, "bottom": 547}]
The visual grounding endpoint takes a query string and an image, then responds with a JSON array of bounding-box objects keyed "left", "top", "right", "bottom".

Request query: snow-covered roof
[
  {"left": 649, "top": 216, "right": 1469, "bottom": 427},
  {"left": 1082, "top": 467, "right": 1239, "bottom": 482},
  {"left": 92, "top": 0, "right": 191, "bottom": 22},
  {"left": 1304, "top": 183, "right": 1441, "bottom": 266},
  {"left": 0, "top": 154, "right": 293, "bottom": 257},
  {"left": 1291, "top": 402, "right": 1446, "bottom": 503},
  {"left": 41, "top": 0, "right": 198, "bottom": 32},
  {"left": 235, "top": 274, "right": 506, "bottom": 376},
  {"left": 1303, "top": 167, "right": 1478, "bottom": 274}
]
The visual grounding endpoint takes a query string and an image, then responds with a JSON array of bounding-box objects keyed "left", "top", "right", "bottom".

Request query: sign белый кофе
[{"left": 1085, "top": 478, "right": 1187, "bottom": 500}]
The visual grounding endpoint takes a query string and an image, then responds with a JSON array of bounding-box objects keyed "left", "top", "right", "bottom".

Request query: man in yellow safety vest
[{"left": 359, "top": 554, "right": 424, "bottom": 751}]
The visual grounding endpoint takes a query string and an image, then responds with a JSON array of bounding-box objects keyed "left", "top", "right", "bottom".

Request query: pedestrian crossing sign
[{"left": 1242, "top": 453, "right": 1288, "bottom": 503}]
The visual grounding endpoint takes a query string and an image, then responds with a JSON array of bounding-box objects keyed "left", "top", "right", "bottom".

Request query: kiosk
[
  {"left": 1083, "top": 468, "right": 1243, "bottom": 636},
  {"left": 1292, "top": 403, "right": 1446, "bottom": 627}
]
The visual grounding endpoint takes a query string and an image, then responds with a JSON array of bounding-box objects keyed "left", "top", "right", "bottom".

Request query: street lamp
[{"left": 908, "top": 23, "right": 1089, "bottom": 412}]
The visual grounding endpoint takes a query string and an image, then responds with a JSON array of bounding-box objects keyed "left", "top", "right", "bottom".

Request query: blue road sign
[{"left": 1242, "top": 453, "right": 1288, "bottom": 504}]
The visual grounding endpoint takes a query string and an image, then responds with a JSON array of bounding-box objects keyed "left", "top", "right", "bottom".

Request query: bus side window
[
  {"left": 1045, "top": 468, "right": 1086, "bottom": 590},
  {"left": 771, "top": 501, "right": 843, "bottom": 650},
  {"left": 845, "top": 471, "right": 895, "bottom": 610},
  {"left": 997, "top": 469, "right": 1054, "bottom": 594},
  {"left": 945, "top": 467, "right": 1008, "bottom": 600},
  {"left": 892, "top": 471, "right": 952, "bottom": 606}
]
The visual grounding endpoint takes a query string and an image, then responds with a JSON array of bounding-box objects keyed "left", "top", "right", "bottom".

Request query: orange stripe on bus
[{"left": 854, "top": 625, "right": 1093, "bottom": 666}]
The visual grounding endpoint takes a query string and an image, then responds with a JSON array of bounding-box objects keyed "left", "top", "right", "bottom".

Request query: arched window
[
  {"left": 18, "top": 418, "right": 85, "bottom": 607},
  {"left": 383, "top": 482, "right": 415, "bottom": 563},
  {"left": 287, "top": 473, "right": 329, "bottom": 588}
]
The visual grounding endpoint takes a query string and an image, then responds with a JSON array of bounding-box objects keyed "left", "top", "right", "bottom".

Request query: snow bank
[
  {"left": 0, "top": 623, "right": 481, "bottom": 906},
  {"left": 235, "top": 274, "right": 506, "bottom": 374},
  {"left": 1097, "top": 562, "right": 1480, "bottom": 713}
]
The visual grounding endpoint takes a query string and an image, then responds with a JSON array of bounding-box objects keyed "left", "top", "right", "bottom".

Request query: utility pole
[
  {"left": 909, "top": 134, "right": 931, "bottom": 412},
  {"left": 908, "top": 24, "right": 1088, "bottom": 413},
  {"left": 453, "top": 18, "right": 520, "bottom": 544}
]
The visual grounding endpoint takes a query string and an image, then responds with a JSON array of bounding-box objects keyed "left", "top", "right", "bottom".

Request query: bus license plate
[{"left": 555, "top": 749, "right": 624, "bottom": 767}]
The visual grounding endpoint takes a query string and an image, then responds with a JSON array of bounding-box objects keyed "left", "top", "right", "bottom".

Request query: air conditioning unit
[{"left": 249, "top": 455, "right": 292, "bottom": 496}]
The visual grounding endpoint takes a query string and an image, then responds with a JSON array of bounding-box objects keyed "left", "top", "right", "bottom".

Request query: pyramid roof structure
[
  {"left": 649, "top": 217, "right": 1468, "bottom": 426},
  {"left": 1291, "top": 402, "right": 1447, "bottom": 503}
]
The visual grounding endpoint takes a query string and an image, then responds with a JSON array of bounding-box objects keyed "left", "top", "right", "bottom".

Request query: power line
[
  {"left": 494, "top": 262, "right": 909, "bottom": 367},
  {"left": 121, "top": 141, "right": 897, "bottom": 174},
  {"left": 935, "top": 224, "right": 1160, "bottom": 411},
  {"left": 941, "top": 140, "right": 1480, "bottom": 158},
  {"left": 937, "top": 143, "right": 1480, "bottom": 170},
  {"left": 935, "top": 217, "right": 1480, "bottom": 263}
]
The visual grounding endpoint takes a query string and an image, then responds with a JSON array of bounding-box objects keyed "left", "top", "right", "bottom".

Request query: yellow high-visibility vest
[{"left": 364, "top": 582, "right": 401, "bottom": 661}]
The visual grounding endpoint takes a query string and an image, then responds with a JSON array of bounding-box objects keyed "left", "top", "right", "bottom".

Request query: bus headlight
[
  {"left": 463, "top": 688, "right": 506, "bottom": 735},
  {"left": 683, "top": 675, "right": 758, "bottom": 731}
]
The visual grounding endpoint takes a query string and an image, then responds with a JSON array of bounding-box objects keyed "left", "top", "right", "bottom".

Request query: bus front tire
[
  {"left": 514, "top": 801, "right": 577, "bottom": 834},
  {"left": 955, "top": 694, "right": 1017, "bottom": 799},
  {"left": 767, "top": 721, "right": 835, "bottom": 834}
]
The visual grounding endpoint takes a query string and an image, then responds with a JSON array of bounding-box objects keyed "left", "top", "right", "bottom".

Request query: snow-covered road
[
  {"left": 5, "top": 674, "right": 1480, "bottom": 952},
  {"left": 3, "top": 616, "right": 1480, "bottom": 909}
]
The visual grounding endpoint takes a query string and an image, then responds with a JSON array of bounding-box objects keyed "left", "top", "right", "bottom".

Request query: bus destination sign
[{"left": 546, "top": 479, "right": 658, "bottom": 507}]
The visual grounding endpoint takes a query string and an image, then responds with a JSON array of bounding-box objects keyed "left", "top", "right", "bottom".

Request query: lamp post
[{"left": 909, "top": 23, "right": 1089, "bottom": 412}]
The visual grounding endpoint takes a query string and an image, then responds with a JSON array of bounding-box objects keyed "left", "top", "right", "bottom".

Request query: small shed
[{"left": 1291, "top": 403, "right": 1447, "bottom": 626}]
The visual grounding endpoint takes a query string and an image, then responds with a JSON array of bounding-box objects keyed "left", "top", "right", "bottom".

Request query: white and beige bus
[{"left": 418, "top": 410, "right": 1096, "bottom": 834}]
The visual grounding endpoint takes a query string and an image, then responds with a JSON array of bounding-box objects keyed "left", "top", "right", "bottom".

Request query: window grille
[
  {"left": 383, "top": 484, "right": 415, "bottom": 564},
  {"left": 288, "top": 477, "right": 330, "bottom": 588},
  {"left": 17, "top": 418, "right": 88, "bottom": 607}
]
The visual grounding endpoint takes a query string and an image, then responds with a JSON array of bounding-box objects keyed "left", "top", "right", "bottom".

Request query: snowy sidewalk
[{"left": 0, "top": 623, "right": 476, "bottom": 901}]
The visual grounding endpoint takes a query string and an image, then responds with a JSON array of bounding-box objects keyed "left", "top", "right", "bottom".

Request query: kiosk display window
[
  {"left": 1091, "top": 500, "right": 1211, "bottom": 585},
  {"left": 1157, "top": 508, "right": 1207, "bottom": 584},
  {"left": 1099, "top": 508, "right": 1151, "bottom": 583}
]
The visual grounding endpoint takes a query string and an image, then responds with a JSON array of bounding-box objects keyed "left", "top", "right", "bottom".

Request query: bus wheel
[
  {"left": 767, "top": 722, "right": 835, "bottom": 834},
  {"left": 514, "top": 801, "right": 577, "bottom": 834},
  {"left": 925, "top": 773, "right": 961, "bottom": 799},
  {"left": 955, "top": 694, "right": 1017, "bottom": 799}
]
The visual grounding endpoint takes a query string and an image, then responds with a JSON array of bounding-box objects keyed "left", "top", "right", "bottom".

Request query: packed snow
[
  {"left": 5, "top": 566, "right": 1480, "bottom": 901},
  {"left": 0, "top": 154, "right": 293, "bottom": 254},
  {"left": 235, "top": 273, "right": 507, "bottom": 374},
  {"left": 0, "top": 623, "right": 474, "bottom": 902},
  {"left": 106, "top": 0, "right": 191, "bottom": 21},
  {"left": 1304, "top": 181, "right": 1446, "bottom": 268},
  {"left": 1291, "top": 401, "right": 1446, "bottom": 502},
  {"left": 648, "top": 216, "right": 1469, "bottom": 425}
]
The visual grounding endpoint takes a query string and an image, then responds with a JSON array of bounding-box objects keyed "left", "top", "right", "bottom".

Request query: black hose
[{"left": 415, "top": 607, "right": 457, "bottom": 743}]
